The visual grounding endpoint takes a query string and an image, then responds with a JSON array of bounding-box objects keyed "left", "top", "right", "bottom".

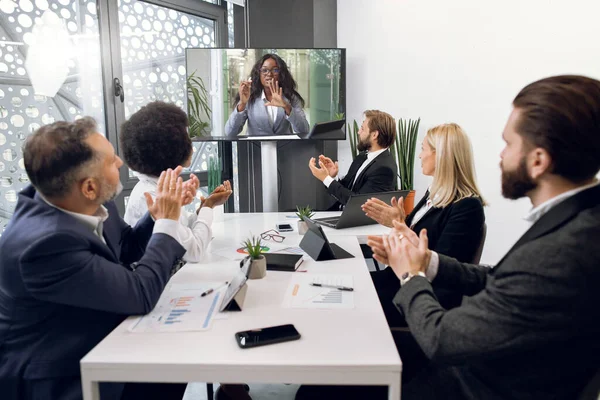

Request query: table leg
[
  {"left": 82, "top": 378, "right": 100, "bottom": 400},
  {"left": 388, "top": 377, "right": 401, "bottom": 400}
]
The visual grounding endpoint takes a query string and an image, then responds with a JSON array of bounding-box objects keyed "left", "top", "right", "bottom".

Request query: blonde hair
[{"left": 426, "top": 123, "right": 486, "bottom": 208}]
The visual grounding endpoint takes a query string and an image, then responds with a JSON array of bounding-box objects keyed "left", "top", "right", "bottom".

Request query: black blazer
[
  {"left": 327, "top": 149, "right": 397, "bottom": 207},
  {"left": 396, "top": 184, "right": 600, "bottom": 400},
  {"left": 406, "top": 191, "right": 485, "bottom": 263},
  {"left": 372, "top": 192, "right": 485, "bottom": 322}
]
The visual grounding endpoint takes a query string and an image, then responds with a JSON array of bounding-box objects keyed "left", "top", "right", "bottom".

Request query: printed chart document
[
  {"left": 129, "top": 282, "right": 226, "bottom": 333},
  {"left": 283, "top": 274, "right": 355, "bottom": 309}
]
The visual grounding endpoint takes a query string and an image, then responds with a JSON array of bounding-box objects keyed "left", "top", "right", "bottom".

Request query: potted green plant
[
  {"left": 347, "top": 120, "right": 360, "bottom": 160},
  {"left": 390, "top": 117, "right": 421, "bottom": 213},
  {"left": 207, "top": 155, "right": 221, "bottom": 193},
  {"left": 241, "top": 235, "right": 266, "bottom": 279},
  {"left": 187, "top": 70, "right": 212, "bottom": 138},
  {"left": 295, "top": 205, "right": 314, "bottom": 235}
]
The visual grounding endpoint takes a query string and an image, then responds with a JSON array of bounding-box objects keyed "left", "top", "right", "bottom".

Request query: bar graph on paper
[
  {"left": 285, "top": 274, "right": 354, "bottom": 309},
  {"left": 129, "top": 286, "right": 224, "bottom": 333}
]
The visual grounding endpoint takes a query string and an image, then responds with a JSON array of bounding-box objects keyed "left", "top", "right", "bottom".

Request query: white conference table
[{"left": 80, "top": 212, "right": 400, "bottom": 400}]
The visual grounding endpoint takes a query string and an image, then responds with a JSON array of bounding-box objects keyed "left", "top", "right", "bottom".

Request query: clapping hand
[
  {"left": 145, "top": 166, "right": 184, "bottom": 221},
  {"left": 362, "top": 196, "right": 406, "bottom": 228},
  {"left": 200, "top": 180, "right": 232, "bottom": 210},
  {"left": 318, "top": 155, "right": 339, "bottom": 178},
  {"left": 308, "top": 157, "right": 330, "bottom": 182},
  {"left": 366, "top": 220, "right": 420, "bottom": 266},
  {"left": 181, "top": 173, "right": 199, "bottom": 206},
  {"left": 383, "top": 221, "right": 431, "bottom": 280}
]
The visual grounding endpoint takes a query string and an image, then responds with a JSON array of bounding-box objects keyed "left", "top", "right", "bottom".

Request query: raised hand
[
  {"left": 264, "top": 80, "right": 286, "bottom": 107},
  {"left": 362, "top": 196, "right": 406, "bottom": 228},
  {"left": 145, "top": 166, "right": 184, "bottom": 221},
  {"left": 237, "top": 80, "right": 251, "bottom": 111},
  {"left": 265, "top": 80, "right": 292, "bottom": 115},
  {"left": 318, "top": 154, "right": 339, "bottom": 178}
]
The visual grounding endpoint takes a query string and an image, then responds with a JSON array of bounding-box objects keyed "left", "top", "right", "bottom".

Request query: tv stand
[{"left": 261, "top": 141, "right": 278, "bottom": 212}]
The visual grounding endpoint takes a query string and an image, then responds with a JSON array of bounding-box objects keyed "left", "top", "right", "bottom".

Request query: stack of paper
[
  {"left": 129, "top": 282, "right": 226, "bottom": 333},
  {"left": 283, "top": 274, "right": 355, "bottom": 309}
]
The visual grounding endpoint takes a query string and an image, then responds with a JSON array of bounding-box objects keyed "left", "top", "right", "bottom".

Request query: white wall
[{"left": 337, "top": 0, "right": 600, "bottom": 264}]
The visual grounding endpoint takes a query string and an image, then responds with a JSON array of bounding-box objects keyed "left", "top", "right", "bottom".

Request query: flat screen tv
[{"left": 185, "top": 48, "right": 346, "bottom": 141}]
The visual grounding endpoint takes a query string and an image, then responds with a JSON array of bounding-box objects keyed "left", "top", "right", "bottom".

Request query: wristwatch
[{"left": 400, "top": 271, "right": 426, "bottom": 286}]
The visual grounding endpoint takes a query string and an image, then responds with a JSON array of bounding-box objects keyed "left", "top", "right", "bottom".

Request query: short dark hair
[
  {"left": 365, "top": 110, "right": 396, "bottom": 148},
  {"left": 23, "top": 117, "right": 100, "bottom": 198},
  {"left": 513, "top": 75, "right": 600, "bottom": 183},
  {"left": 120, "top": 101, "right": 192, "bottom": 177}
]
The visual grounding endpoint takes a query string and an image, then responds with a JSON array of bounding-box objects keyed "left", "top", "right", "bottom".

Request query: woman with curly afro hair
[
  {"left": 225, "top": 53, "right": 310, "bottom": 137},
  {"left": 120, "top": 101, "right": 231, "bottom": 263}
]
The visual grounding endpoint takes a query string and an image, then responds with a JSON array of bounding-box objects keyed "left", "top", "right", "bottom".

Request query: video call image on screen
[{"left": 185, "top": 48, "right": 346, "bottom": 140}]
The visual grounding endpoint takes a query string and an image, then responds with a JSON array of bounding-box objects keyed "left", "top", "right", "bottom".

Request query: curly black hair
[
  {"left": 120, "top": 101, "right": 192, "bottom": 177},
  {"left": 235, "top": 53, "right": 305, "bottom": 108}
]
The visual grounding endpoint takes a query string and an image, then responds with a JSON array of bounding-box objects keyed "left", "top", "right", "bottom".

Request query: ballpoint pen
[
  {"left": 310, "top": 283, "right": 354, "bottom": 291},
  {"left": 200, "top": 281, "right": 229, "bottom": 297}
]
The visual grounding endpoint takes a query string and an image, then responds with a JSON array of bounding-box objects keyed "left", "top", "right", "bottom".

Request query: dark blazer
[
  {"left": 0, "top": 186, "right": 186, "bottom": 400},
  {"left": 396, "top": 184, "right": 600, "bottom": 400},
  {"left": 327, "top": 149, "right": 397, "bottom": 207},
  {"left": 372, "top": 192, "right": 485, "bottom": 325}
]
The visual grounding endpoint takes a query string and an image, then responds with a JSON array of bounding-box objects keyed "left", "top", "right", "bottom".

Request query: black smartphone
[{"left": 235, "top": 324, "right": 301, "bottom": 349}]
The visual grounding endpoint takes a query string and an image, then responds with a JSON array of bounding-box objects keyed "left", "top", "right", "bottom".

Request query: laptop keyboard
[{"left": 315, "top": 217, "right": 340, "bottom": 223}]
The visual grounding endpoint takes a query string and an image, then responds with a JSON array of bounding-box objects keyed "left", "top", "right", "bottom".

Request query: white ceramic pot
[
  {"left": 249, "top": 255, "right": 267, "bottom": 279},
  {"left": 297, "top": 220, "right": 309, "bottom": 235}
]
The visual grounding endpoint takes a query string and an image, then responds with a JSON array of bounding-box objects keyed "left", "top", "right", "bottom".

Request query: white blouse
[{"left": 124, "top": 173, "right": 213, "bottom": 262}]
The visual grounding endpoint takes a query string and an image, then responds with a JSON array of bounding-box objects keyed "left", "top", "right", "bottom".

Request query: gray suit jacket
[
  {"left": 394, "top": 184, "right": 600, "bottom": 400},
  {"left": 224, "top": 95, "right": 309, "bottom": 137}
]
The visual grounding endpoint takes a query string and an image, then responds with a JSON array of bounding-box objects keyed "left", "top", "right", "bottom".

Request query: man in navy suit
[{"left": 0, "top": 118, "right": 191, "bottom": 400}]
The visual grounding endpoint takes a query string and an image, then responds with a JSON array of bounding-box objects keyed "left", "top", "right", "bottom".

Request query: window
[
  {"left": 0, "top": 0, "right": 229, "bottom": 235},
  {"left": 0, "top": 0, "right": 104, "bottom": 234}
]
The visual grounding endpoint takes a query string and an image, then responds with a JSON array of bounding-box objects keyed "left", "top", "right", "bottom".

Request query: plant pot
[
  {"left": 297, "top": 220, "right": 309, "bottom": 235},
  {"left": 249, "top": 255, "right": 267, "bottom": 280},
  {"left": 403, "top": 190, "right": 416, "bottom": 215}
]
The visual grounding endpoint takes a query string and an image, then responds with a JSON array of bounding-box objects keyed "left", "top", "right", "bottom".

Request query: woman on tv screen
[{"left": 224, "top": 53, "right": 310, "bottom": 137}]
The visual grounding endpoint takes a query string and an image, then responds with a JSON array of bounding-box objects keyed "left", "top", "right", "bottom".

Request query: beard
[
  {"left": 98, "top": 179, "right": 123, "bottom": 204},
  {"left": 501, "top": 157, "right": 537, "bottom": 199},
  {"left": 357, "top": 136, "right": 372, "bottom": 152}
]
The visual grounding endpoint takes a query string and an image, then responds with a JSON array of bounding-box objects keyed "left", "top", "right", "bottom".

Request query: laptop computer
[
  {"left": 302, "top": 119, "right": 346, "bottom": 140},
  {"left": 313, "top": 190, "right": 410, "bottom": 229}
]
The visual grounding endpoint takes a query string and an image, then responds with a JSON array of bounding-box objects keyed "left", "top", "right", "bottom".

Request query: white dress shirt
[
  {"left": 124, "top": 173, "right": 214, "bottom": 262},
  {"left": 420, "top": 179, "right": 600, "bottom": 285},
  {"left": 39, "top": 192, "right": 181, "bottom": 248},
  {"left": 409, "top": 188, "right": 435, "bottom": 228},
  {"left": 323, "top": 148, "right": 389, "bottom": 188},
  {"left": 261, "top": 90, "right": 279, "bottom": 125}
]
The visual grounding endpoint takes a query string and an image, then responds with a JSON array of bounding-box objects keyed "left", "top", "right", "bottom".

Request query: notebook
[{"left": 265, "top": 253, "right": 304, "bottom": 272}]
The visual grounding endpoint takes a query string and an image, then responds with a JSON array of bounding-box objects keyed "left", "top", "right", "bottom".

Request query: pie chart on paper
[{"left": 236, "top": 246, "right": 271, "bottom": 254}]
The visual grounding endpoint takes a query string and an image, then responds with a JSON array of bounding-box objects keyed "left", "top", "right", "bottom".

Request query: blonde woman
[{"left": 367, "top": 123, "right": 486, "bottom": 323}]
